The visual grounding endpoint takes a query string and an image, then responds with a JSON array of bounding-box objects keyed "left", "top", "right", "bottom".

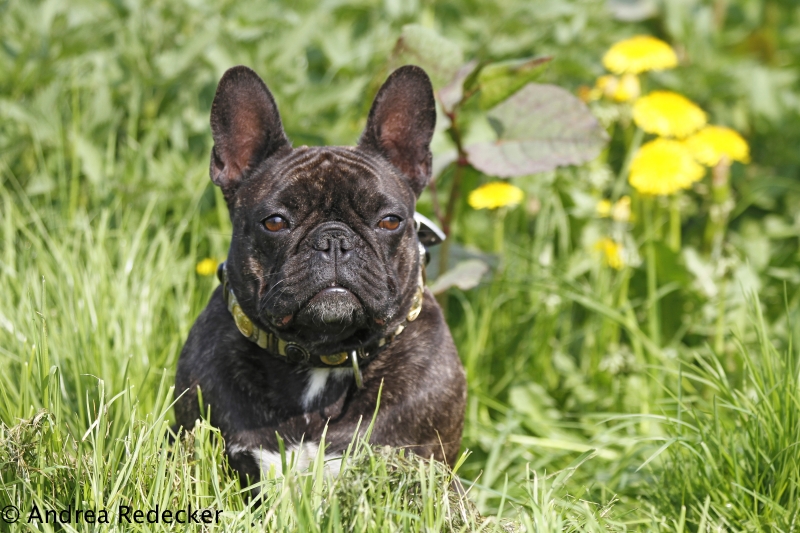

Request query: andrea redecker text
[{"left": 25, "top": 503, "right": 223, "bottom": 524}]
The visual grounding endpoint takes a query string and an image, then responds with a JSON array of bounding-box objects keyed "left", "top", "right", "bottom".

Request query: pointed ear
[
  {"left": 358, "top": 66, "right": 436, "bottom": 196},
  {"left": 209, "top": 66, "right": 289, "bottom": 198}
]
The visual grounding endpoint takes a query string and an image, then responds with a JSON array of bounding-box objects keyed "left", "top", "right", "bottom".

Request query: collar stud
[
  {"left": 283, "top": 343, "right": 309, "bottom": 363},
  {"left": 232, "top": 304, "right": 254, "bottom": 338},
  {"left": 320, "top": 352, "right": 348, "bottom": 366}
]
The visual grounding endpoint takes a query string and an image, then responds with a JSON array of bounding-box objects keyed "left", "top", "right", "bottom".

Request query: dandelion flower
[
  {"left": 577, "top": 85, "right": 594, "bottom": 103},
  {"left": 603, "top": 35, "right": 678, "bottom": 74},
  {"left": 629, "top": 139, "right": 705, "bottom": 195},
  {"left": 468, "top": 182, "right": 524, "bottom": 210},
  {"left": 684, "top": 125, "right": 750, "bottom": 166},
  {"left": 597, "top": 199, "right": 612, "bottom": 217},
  {"left": 196, "top": 258, "right": 219, "bottom": 276},
  {"left": 597, "top": 196, "right": 632, "bottom": 222},
  {"left": 595, "top": 238, "right": 625, "bottom": 270},
  {"left": 594, "top": 74, "right": 641, "bottom": 102},
  {"left": 633, "top": 91, "right": 706, "bottom": 138},
  {"left": 611, "top": 195, "right": 632, "bottom": 223},
  {"left": 615, "top": 74, "right": 641, "bottom": 102}
]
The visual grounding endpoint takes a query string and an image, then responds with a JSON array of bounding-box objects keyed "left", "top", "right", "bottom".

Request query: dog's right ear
[
  {"left": 209, "top": 66, "right": 289, "bottom": 199},
  {"left": 358, "top": 65, "right": 436, "bottom": 197}
]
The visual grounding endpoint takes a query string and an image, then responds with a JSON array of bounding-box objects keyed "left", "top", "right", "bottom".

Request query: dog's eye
[
  {"left": 378, "top": 215, "right": 402, "bottom": 231},
  {"left": 263, "top": 215, "right": 289, "bottom": 232}
]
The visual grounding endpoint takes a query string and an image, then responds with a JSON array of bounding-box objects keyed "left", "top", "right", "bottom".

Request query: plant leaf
[
  {"left": 477, "top": 56, "right": 552, "bottom": 110},
  {"left": 465, "top": 83, "right": 609, "bottom": 178},
  {"left": 438, "top": 60, "right": 478, "bottom": 113},
  {"left": 429, "top": 259, "right": 489, "bottom": 294},
  {"left": 391, "top": 24, "right": 463, "bottom": 88}
]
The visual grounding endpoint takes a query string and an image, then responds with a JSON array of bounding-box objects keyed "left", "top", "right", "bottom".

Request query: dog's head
[{"left": 208, "top": 65, "right": 436, "bottom": 354}]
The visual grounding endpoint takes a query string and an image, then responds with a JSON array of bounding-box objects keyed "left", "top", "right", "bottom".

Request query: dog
[{"left": 174, "top": 64, "right": 466, "bottom": 483}]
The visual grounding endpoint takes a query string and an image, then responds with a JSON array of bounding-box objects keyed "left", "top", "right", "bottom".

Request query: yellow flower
[
  {"left": 597, "top": 196, "right": 632, "bottom": 222},
  {"left": 577, "top": 85, "right": 594, "bottom": 103},
  {"left": 684, "top": 125, "right": 750, "bottom": 166},
  {"left": 615, "top": 74, "right": 641, "bottom": 102},
  {"left": 468, "top": 182, "right": 524, "bottom": 210},
  {"left": 594, "top": 74, "right": 641, "bottom": 102},
  {"left": 596, "top": 199, "right": 612, "bottom": 217},
  {"left": 629, "top": 139, "right": 705, "bottom": 195},
  {"left": 196, "top": 258, "right": 219, "bottom": 276},
  {"left": 595, "top": 238, "right": 625, "bottom": 270},
  {"left": 611, "top": 195, "right": 632, "bottom": 222},
  {"left": 633, "top": 91, "right": 707, "bottom": 138},
  {"left": 633, "top": 91, "right": 707, "bottom": 139},
  {"left": 603, "top": 35, "right": 678, "bottom": 75}
]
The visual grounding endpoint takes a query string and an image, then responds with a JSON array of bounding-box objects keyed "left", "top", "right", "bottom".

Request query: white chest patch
[
  {"left": 252, "top": 443, "right": 342, "bottom": 477},
  {"left": 302, "top": 367, "right": 351, "bottom": 409}
]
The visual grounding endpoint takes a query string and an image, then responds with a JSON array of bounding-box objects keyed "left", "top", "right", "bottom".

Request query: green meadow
[{"left": 2, "top": 0, "right": 800, "bottom": 530}]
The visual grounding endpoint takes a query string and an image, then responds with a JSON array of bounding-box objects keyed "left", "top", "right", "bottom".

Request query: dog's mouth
[
  {"left": 259, "top": 278, "right": 400, "bottom": 352},
  {"left": 292, "top": 285, "right": 367, "bottom": 331}
]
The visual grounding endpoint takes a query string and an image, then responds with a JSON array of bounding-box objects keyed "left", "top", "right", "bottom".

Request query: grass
[
  {"left": 0, "top": 180, "right": 630, "bottom": 532},
  {"left": 645, "top": 301, "right": 800, "bottom": 528},
  {"left": 3, "top": 152, "right": 799, "bottom": 531},
  {"left": 2, "top": 0, "right": 800, "bottom": 531}
]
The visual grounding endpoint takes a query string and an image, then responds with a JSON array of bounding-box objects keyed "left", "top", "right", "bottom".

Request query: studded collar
[{"left": 217, "top": 261, "right": 423, "bottom": 375}]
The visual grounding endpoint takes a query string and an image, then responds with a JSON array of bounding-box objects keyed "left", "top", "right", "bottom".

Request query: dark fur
[{"left": 174, "top": 65, "right": 466, "bottom": 481}]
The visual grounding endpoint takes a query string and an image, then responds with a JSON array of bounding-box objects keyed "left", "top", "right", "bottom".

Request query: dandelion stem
[
  {"left": 705, "top": 158, "right": 732, "bottom": 256},
  {"left": 669, "top": 194, "right": 681, "bottom": 252},
  {"left": 643, "top": 195, "right": 661, "bottom": 348},
  {"left": 493, "top": 208, "right": 506, "bottom": 255},
  {"left": 714, "top": 278, "right": 727, "bottom": 355},
  {"left": 69, "top": 81, "right": 81, "bottom": 220},
  {"left": 612, "top": 127, "right": 644, "bottom": 201}
]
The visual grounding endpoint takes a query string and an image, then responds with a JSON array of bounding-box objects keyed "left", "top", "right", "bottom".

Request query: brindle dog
[{"left": 174, "top": 65, "right": 466, "bottom": 482}]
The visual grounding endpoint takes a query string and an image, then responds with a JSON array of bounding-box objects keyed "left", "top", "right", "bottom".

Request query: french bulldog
[{"left": 174, "top": 64, "right": 466, "bottom": 483}]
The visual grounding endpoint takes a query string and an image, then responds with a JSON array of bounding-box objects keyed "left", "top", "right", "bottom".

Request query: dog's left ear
[{"left": 359, "top": 65, "right": 436, "bottom": 196}]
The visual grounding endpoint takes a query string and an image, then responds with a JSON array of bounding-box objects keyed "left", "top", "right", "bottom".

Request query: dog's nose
[
  {"left": 313, "top": 235, "right": 354, "bottom": 259},
  {"left": 313, "top": 234, "right": 353, "bottom": 251},
  {"left": 310, "top": 223, "right": 356, "bottom": 263}
]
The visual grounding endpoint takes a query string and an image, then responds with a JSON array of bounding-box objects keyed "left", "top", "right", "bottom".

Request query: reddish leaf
[{"left": 465, "top": 83, "right": 608, "bottom": 178}]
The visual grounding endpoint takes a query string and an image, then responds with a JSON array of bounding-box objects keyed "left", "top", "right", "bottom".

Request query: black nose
[{"left": 310, "top": 223, "right": 356, "bottom": 263}]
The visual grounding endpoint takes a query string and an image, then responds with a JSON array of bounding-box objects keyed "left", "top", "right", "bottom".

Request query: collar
[{"left": 217, "top": 260, "right": 424, "bottom": 378}]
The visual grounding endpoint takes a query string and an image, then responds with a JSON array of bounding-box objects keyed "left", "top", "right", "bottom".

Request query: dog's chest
[
  {"left": 301, "top": 367, "right": 352, "bottom": 409},
  {"left": 224, "top": 365, "right": 359, "bottom": 477},
  {"left": 239, "top": 360, "right": 354, "bottom": 421}
]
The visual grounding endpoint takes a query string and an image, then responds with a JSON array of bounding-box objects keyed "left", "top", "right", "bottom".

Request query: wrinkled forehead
[
  {"left": 277, "top": 146, "right": 383, "bottom": 185},
  {"left": 241, "top": 146, "right": 414, "bottom": 211}
]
